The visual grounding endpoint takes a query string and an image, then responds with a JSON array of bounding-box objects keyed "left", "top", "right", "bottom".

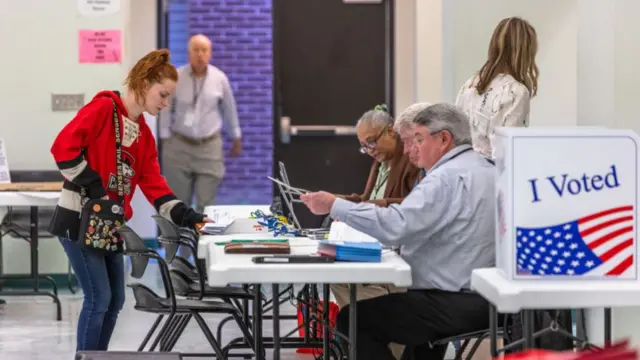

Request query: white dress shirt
[{"left": 455, "top": 73, "right": 530, "bottom": 158}]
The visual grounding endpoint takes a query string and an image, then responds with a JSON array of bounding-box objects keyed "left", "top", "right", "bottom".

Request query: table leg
[
  {"left": 323, "top": 284, "right": 330, "bottom": 357},
  {"left": 243, "top": 285, "right": 251, "bottom": 328},
  {"left": 489, "top": 305, "right": 498, "bottom": 357},
  {"left": 311, "top": 284, "right": 319, "bottom": 342},
  {"left": 303, "top": 284, "right": 310, "bottom": 344},
  {"left": 349, "top": 283, "right": 357, "bottom": 360},
  {"left": 253, "top": 284, "right": 264, "bottom": 360},
  {"left": 604, "top": 307, "right": 612, "bottom": 346},
  {"left": 272, "top": 284, "right": 280, "bottom": 360},
  {"left": 523, "top": 310, "right": 534, "bottom": 349}
]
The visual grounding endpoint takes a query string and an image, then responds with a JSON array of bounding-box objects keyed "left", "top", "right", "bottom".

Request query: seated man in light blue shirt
[{"left": 301, "top": 103, "right": 496, "bottom": 360}]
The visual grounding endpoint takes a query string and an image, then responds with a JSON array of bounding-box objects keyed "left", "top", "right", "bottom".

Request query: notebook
[{"left": 317, "top": 240, "right": 382, "bottom": 262}]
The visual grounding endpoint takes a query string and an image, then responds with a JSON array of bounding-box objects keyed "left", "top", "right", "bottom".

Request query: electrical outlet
[{"left": 51, "top": 93, "right": 85, "bottom": 112}]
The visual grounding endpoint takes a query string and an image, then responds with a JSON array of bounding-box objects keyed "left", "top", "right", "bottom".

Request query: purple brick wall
[{"left": 188, "top": 0, "right": 274, "bottom": 205}]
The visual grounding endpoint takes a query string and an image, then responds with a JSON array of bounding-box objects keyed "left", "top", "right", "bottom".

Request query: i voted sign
[{"left": 494, "top": 127, "right": 640, "bottom": 281}]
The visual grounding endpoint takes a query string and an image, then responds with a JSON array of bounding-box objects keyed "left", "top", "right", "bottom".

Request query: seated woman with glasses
[
  {"left": 337, "top": 104, "right": 421, "bottom": 207},
  {"left": 329, "top": 104, "right": 420, "bottom": 360}
]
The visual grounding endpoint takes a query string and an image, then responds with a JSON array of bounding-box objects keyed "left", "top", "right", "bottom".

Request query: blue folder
[{"left": 318, "top": 240, "right": 382, "bottom": 262}]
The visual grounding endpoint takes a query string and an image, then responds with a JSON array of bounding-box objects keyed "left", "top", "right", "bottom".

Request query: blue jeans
[{"left": 59, "top": 238, "right": 126, "bottom": 352}]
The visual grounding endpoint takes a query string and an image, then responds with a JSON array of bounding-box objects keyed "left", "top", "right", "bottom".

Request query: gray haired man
[
  {"left": 160, "top": 34, "right": 242, "bottom": 214},
  {"left": 301, "top": 103, "right": 496, "bottom": 360}
]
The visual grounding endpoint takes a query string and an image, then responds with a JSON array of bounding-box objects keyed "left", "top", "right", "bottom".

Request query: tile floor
[
  {"left": 0, "top": 291, "right": 318, "bottom": 360},
  {"left": 0, "top": 263, "right": 317, "bottom": 360},
  {"left": 0, "top": 265, "right": 457, "bottom": 360}
]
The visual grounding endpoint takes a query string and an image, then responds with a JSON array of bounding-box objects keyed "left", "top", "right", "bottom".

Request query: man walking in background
[{"left": 160, "top": 34, "right": 242, "bottom": 217}]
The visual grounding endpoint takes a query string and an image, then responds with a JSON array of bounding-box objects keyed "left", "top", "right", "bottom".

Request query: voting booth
[{"left": 493, "top": 127, "right": 640, "bottom": 281}]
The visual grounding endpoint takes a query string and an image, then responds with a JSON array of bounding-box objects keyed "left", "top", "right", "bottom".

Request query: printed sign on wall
[
  {"left": 78, "top": 30, "right": 121, "bottom": 64},
  {"left": 78, "top": 0, "right": 120, "bottom": 17},
  {"left": 494, "top": 127, "right": 640, "bottom": 281}
]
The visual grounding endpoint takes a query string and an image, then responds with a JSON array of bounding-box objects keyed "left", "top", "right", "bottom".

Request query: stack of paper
[
  {"left": 317, "top": 240, "right": 382, "bottom": 262},
  {"left": 200, "top": 211, "right": 235, "bottom": 235},
  {"left": 328, "top": 222, "right": 378, "bottom": 242}
]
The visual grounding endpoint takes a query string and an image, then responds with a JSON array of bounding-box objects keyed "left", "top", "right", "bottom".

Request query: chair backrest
[
  {"left": 119, "top": 224, "right": 176, "bottom": 305},
  {"left": 118, "top": 225, "right": 150, "bottom": 279},
  {"left": 151, "top": 215, "right": 183, "bottom": 262},
  {"left": 151, "top": 215, "right": 212, "bottom": 300}
]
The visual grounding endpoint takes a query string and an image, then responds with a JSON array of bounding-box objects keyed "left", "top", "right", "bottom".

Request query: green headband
[{"left": 374, "top": 104, "right": 388, "bottom": 112}]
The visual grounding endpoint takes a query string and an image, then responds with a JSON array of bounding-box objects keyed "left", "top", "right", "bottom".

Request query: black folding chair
[
  {"left": 118, "top": 225, "right": 246, "bottom": 358},
  {"left": 150, "top": 215, "right": 256, "bottom": 355},
  {"left": 429, "top": 328, "right": 506, "bottom": 360},
  {"left": 151, "top": 215, "right": 256, "bottom": 302}
]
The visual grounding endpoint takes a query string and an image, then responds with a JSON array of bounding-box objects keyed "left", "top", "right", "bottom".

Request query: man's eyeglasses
[
  {"left": 359, "top": 127, "right": 387, "bottom": 154},
  {"left": 412, "top": 130, "right": 443, "bottom": 147}
]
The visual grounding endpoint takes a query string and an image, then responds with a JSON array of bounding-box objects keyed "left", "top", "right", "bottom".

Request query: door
[{"left": 273, "top": 0, "right": 393, "bottom": 228}]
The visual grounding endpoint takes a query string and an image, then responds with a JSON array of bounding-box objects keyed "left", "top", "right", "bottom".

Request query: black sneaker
[{"left": 0, "top": 298, "right": 5, "bottom": 307}]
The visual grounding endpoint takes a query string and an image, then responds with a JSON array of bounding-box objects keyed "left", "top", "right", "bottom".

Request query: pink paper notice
[{"left": 79, "top": 30, "right": 121, "bottom": 64}]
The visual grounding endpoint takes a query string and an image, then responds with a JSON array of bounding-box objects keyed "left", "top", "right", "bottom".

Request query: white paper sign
[
  {"left": 495, "top": 127, "right": 640, "bottom": 282},
  {"left": 0, "top": 138, "right": 11, "bottom": 184},
  {"left": 78, "top": 0, "right": 120, "bottom": 17}
]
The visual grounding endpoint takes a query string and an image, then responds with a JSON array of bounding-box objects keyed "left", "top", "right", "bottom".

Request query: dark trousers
[{"left": 336, "top": 289, "right": 491, "bottom": 360}]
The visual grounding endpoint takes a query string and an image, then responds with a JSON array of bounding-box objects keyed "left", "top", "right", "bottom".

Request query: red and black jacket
[{"left": 48, "top": 90, "right": 197, "bottom": 241}]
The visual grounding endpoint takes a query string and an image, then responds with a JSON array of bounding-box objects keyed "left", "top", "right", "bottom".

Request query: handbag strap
[{"left": 111, "top": 100, "right": 125, "bottom": 205}]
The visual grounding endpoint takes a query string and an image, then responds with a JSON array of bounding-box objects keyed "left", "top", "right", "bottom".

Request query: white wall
[
  {"left": 0, "top": 0, "right": 158, "bottom": 274},
  {"left": 584, "top": 0, "right": 640, "bottom": 348},
  {"left": 613, "top": 0, "right": 640, "bottom": 133},
  {"left": 396, "top": 0, "right": 578, "bottom": 128},
  {"left": 0, "top": 1, "right": 128, "bottom": 171},
  {"left": 124, "top": 0, "right": 160, "bottom": 241},
  {"left": 397, "top": 0, "right": 640, "bottom": 348}
]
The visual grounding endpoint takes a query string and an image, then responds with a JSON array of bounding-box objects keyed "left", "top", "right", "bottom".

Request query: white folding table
[
  {"left": 198, "top": 234, "right": 412, "bottom": 360},
  {"left": 0, "top": 191, "right": 62, "bottom": 320},
  {"left": 471, "top": 267, "right": 640, "bottom": 355}
]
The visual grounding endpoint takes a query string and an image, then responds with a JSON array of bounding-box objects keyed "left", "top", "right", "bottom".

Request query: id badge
[{"left": 184, "top": 109, "right": 195, "bottom": 128}]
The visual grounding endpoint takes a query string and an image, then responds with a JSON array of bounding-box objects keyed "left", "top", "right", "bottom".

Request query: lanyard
[
  {"left": 192, "top": 74, "right": 206, "bottom": 107},
  {"left": 373, "top": 165, "right": 390, "bottom": 196}
]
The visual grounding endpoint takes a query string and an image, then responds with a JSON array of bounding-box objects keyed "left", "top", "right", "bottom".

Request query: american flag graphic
[{"left": 516, "top": 205, "right": 635, "bottom": 277}]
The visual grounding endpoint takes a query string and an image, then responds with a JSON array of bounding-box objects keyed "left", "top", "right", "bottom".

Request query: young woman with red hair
[{"left": 48, "top": 49, "right": 209, "bottom": 352}]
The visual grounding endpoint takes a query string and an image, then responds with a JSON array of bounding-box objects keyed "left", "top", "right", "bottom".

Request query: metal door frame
[{"left": 156, "top": 0, "right": 170, "bottom": 167}]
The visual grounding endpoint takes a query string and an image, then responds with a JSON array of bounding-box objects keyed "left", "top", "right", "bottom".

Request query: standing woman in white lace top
[{"left": 456, "top": 17, "right": 539, "bottom": 158}]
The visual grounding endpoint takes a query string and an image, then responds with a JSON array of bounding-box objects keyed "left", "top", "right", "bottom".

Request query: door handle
[{"left": 279, "top": 116, "right": 357, "bottom": 144}]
